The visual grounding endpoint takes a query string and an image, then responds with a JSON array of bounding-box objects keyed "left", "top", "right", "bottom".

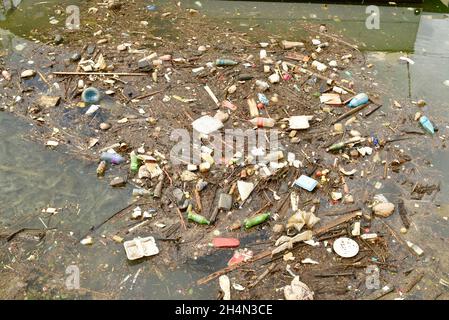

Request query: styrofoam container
[{"left": 124, "top": 236, "right": 159, "bottom": 260}]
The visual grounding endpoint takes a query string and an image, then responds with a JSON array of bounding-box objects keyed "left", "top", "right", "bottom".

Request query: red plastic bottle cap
[
  {"left": 257, "top": 103, "right": 264, "bottom": 110},
  {"left": 213, "top": 237, "right": 240, "bottom": 248}
]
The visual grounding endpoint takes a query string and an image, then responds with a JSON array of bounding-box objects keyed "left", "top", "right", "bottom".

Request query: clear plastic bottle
[{"left": 100, "top": 152, "right": 125, "bottom": 165}]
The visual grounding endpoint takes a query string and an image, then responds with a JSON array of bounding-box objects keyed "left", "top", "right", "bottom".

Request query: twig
[
  {"left": 314, "top": 272, "right": 355, "bottom": 278},
  {"left": 248, "top": 263, "right": 276, "bottom": 288},
  {"left": 194, "top": 188, "right": 202, "bottom": 213},
  {"left": 53, "top": 71, "right": 149, "bottom": 76},
  {"left": 397, "top": 199, "right": 411, "bottom": 229},
  {"left": 313, "top": 211, "right": 361, "bottom": 236},
  {"left": 401, "top": 270, "right": 424, "bottom": 293},
  {"left": 331, "top": 102, "right": 371, "bottom": 125},
  {"left": 379, "top": 220, "right": 416, "bottom": 257},
  {"left": 77, "top": 200, "right": 141, "bottom": 242},
  {"left": 175, "top": 207, "right": 187, "bottom": 231},
  {"left": 319, "top": 204, "right": 361, "bottom": 216},
  {"left": 125, "top": 88, "right": 166, "bottom": 104},
  {"left": 364, "top": 104, "right": 383, "bottom": 117}
]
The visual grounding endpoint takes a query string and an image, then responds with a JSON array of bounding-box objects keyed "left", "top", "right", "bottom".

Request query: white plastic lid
[{"left": 333, "top": 237, "right": 359, "bottom": 258}]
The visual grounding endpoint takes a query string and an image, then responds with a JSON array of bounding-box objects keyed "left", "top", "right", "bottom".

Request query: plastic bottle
[
  {"left": 326, "top": 137, "right": 362, "bottom": 152},
  {"left": 244, "top": 212, "right": 270, "bottom": 229},
  {"left": 132, "top": 188, "right": 152, "bottom": 197},
  {"left": 130, "top": 151, "right": 139, "bottom": 173},
  {"left": 257, "top": 93, "right": 270, "bottom": 106},
  {"left": 215, "top": 59, "right": 238, "bottom": 66},
  {"left": 419, "top": 116, "right": 435, "bottom": 135},
  {"left": 348, "top": 93, "right": 369, "bottom": 108},
  {"left": 255, "top": 80, "right": 270, "bottom": 91},
  {"left": 100, "top": 152, "right": 125, "bottom": 165},
  {"left": 81, "top": 87, "right": 101, "bottom": 104},
  {"left": 311, "top": 61, "right": 327, "bottom": 72},
  {"left": 249, "top": 117, "right": 275, "bottom": 128},
  {"left": 96, "top": 161, "right": 107, "bottom": 176},
  {"left": 187, "top": 205, "right": 210, "bottom": 225},
  {"left": 326, "top": 141, "right": 345, "bottom": 152}
]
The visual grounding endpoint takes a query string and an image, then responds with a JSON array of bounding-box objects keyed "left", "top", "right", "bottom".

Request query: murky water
[{"left": 1, "top": 0, "right": 449, "bottom": 299}]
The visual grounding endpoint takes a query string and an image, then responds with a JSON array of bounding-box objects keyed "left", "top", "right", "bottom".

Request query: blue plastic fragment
[
  {"left": 294, "top": 175, "right": 318, "bottom": 192},
  {"left": 257, "top": 93, "right": 269, "bottom": 106}
]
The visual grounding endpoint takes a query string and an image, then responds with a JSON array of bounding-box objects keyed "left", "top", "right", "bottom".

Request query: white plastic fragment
[
  {"left": 284, "top": 276, "right": 314, "bottom": 300},
  {"left": 287, "top": 115, "right": 314, "bottom": 129},
  {"left": 192, "top": 115, "right": 224, "bottom": 135},
  {"left": 237, "top": 180, "right": 255, "bottom": 202},
  {"left": 301, "top": 258, "right": 319, "bottom": 265},
  {"left": 219, "top": 275, "right": 231, "bottom": 300}
]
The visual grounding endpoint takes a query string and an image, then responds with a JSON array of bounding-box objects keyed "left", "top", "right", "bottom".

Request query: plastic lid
[{"left": 333, "top": 237, "right": 359, "bottom": 258}]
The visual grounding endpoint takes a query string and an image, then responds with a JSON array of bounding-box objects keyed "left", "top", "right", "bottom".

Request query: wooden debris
[
  {"left": 331, "top": 102, "right": 370, "bottom": 125},
  {"left": 398, "top": 200, "right": 411, "bottom": 229},
  {"left": 401, "top": 270, "right": 425, "bottom": 294},
  {"left": 248, "top": 263, "right": 276, "bottom": 288}
]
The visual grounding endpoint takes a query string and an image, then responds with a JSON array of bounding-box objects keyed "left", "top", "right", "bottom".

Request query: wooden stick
[
  {"left": 379, "top": 220, "right": 416, "bottom": 257},
  {"left": 401, "top": 270, "right": 424, "bottom": 293},
  {"left": 319, "top": 204, "right": 361, "bottom": 216},
  {"left": 248, "top": 263, "right": 276, "bottom": 288},
  {"left": 364, "top": 104, "right": 383, "bottom": 117},
  {"left": 194, "top": 189, "right": 202, "bottom": 213},
  {"left": 4, "top": 228, "right": 50, "bottom": 242},
  {"left": 176, "top": 207, "right": 187, "bottom": 231},
  {"left": 53, "top": 71, "right": 149, "bottom": 76},
  {"left": 210, "top": 207, "right": 220, "bottom": 223},
  {"left": 37, "top": 70, "right": 51, "bottom": 87},
  {"left": 331, "top": 102, "right": 371, "bottom": 125},
  {"left": 313, "top": 211, "right": 360, "bottom": 236},
  {"left": 251, "top": 202, "right": 272, "bottom": 217},
  {"left": 77, "top": 200, "right": 140, "bottom": 242},
  {"left": 397, "top": 200, "right": 411, "bottom": 229},
  {"left": 293, "top": 67, "right": 356, "bottom": 95},
  {"left": 125, "top": 88, "right": 165, "bottom": 104},
  {"left": 314, "top": 272, "right": 355, "bottom": 278},
  {"left": 361, "top": 285, "right": 395, "bottom": 300}
]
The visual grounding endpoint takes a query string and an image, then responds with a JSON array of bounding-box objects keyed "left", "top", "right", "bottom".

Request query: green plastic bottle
[
  {"left": 130, "top": 151, "right": 139, "bottom": 173},
  {"left": 326, "top": 141, "right": 345, "bottom": 152},
  {"left": 244, "top": 212, "right": 270, "bottom": 229},
  {"left": 187, "top": 205, "right": 210, "bottom": 225}
]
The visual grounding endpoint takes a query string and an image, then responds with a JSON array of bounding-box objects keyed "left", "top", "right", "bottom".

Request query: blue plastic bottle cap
[{"left": 82, "top": 87, "right": 101, "bottom": 104}]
